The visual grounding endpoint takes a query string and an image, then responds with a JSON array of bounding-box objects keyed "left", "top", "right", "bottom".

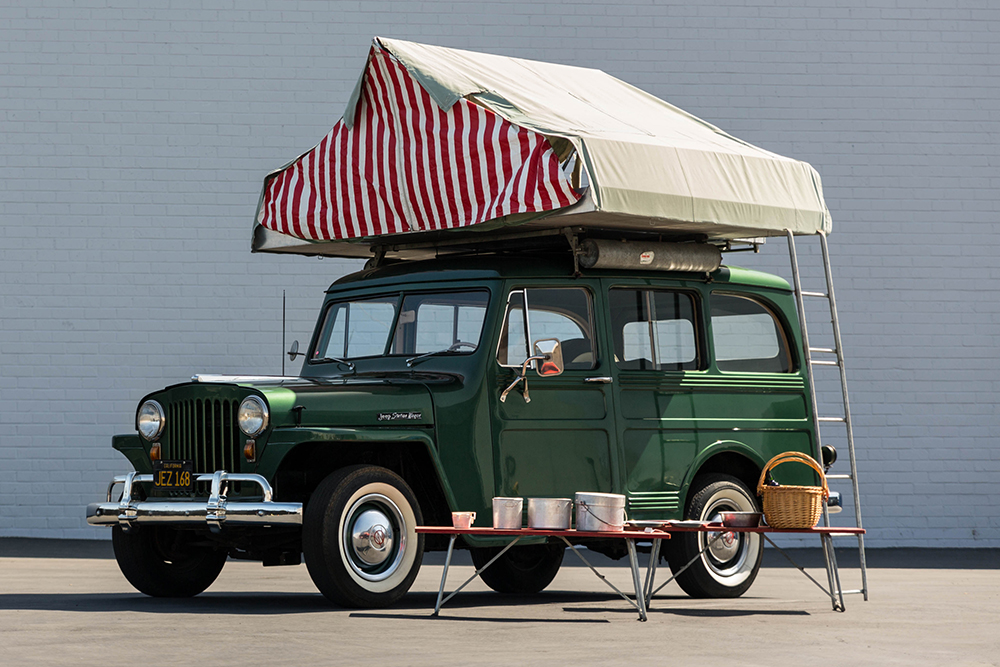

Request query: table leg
[
  {"left": 762, "top": 534, "right": 842, "bottom": 609},
  {"left": 559, "top": 536, "right": 644, "bottom": 619},
  {"left": 644, "top": 539, "right": 662, "bottom": 608},
  {"left": 821, "top": 533, "right": 846, "bottom": 612},
  {"left": 432, "top": 534, "right": 457, "bottom": 616},
  {"left": 648, "top": 532, "right": 726, "bottom": 599},
  {"left": 432, "top": 536, "right": 523, "bottom": 615},
  {"left": 626, "top": 539, "right": 648, "bottom": 622}
]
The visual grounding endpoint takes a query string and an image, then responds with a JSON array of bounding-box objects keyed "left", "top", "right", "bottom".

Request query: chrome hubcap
[
  {"left": 350, "top": 508, "right": 395, "bottom": 567},
  {"left": 706, "top": 519, "right": 740, "bottom": 564},
  {"left": 342, "top": 493, "right": 406, "bottom": 582},
  {"left": 700, "top": 497, "right": 749, "bottom": 576}
]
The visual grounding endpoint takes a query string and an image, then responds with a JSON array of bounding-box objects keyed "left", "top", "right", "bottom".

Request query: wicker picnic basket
[{"left": 756, "top": 452, "right": 829, "bottom": 529}]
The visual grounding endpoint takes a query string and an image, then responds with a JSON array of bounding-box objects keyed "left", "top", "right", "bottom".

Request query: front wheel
[
  {"left": 470, "top": 543, "right": 564, "bottom": 594},
  {"left": 111, "top": 525, "right": 228, "bottom": 597},
  {"left": 302, "top": 465, "right": 424, "bottom": 608},
  {"left": 668, "top": 474, "right": 763, "bottom": 598}
]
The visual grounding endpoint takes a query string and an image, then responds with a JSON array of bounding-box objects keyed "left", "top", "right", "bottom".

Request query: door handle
[{"left": 584, "top": 376, "right": 613, "bottom": 384}]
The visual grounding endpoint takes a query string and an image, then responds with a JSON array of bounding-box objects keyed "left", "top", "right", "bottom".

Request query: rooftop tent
[{"left": 253, "top": 37, "right": 831, "bottom": 258}]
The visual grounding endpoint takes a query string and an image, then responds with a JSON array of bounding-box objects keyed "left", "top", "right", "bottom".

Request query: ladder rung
[
  {"left": 818, "top": 417, "right": 846, "bottom": 423},
  {"left": 800, "top": 290, "right": 829, "bottom": 298},
  {"left": 810, "top": 360, "right": 840, "bottom": 366},
  {"left": 826, "top": 474, "right": 853, "bottom": 480},
  {"left": 809, "top": 347, "right": 838, "bottom": 354},
  {"left": 841, "top": 590, "right": 866, "bottom": 595}
]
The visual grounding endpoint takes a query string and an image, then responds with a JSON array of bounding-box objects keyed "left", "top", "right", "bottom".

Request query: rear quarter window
[{"left": 710, "top": 293, "right": 791, "bottom": 373}]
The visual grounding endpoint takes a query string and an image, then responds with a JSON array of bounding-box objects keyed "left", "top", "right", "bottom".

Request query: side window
[
  {"left": 315, "top": 296, "right": 398, "bottom": 360},
  {"left": 710, "top": 294, "right": 791, "bottom": 373},
  {"left": 497, "top": 287, "right": 596, "bottom": 370},
  {"left": 610, "top": 289, "right": 698, "bottom": 371},
  {"left": 392, "top": 291, "right": 489, "bottom": 355}
]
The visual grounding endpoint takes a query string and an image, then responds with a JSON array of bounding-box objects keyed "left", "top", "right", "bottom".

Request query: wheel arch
[
  {"left": 681, "top": 441, "right": 765, "bottom": 512},
  {"left": 271, "top": 436, "right": 453, "bottom": 532}
]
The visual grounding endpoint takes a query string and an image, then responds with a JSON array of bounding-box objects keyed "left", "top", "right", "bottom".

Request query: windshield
[{"left": 311, "top": 290, "right": 490, "bottom": 362}]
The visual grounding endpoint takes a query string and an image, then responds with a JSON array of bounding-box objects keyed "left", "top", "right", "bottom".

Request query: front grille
[{"left": 164, "top": 398, "right": 241, "bottom": 474}]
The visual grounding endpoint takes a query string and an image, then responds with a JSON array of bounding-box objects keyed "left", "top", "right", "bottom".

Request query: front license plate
[{"left": 152, "top": 460, "right": 194, "bottom": 491}]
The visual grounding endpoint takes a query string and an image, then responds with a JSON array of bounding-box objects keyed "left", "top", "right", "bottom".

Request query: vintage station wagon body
[{"left": 90, "top": 250, "right": 819, "bottom": 605}]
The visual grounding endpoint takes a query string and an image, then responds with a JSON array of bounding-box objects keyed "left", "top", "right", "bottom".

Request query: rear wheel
[
  {"left": 112, "top": 525, "right": 227, "bottom": 597},
  {"left": 668, "top": 474, "right": 763, "bottom": 598},
  {"left": 302, "top": 465, "right": 424, "bottom": 608},
  {"left": 470, "top": 543, "right": 564, "bottom": 594}
]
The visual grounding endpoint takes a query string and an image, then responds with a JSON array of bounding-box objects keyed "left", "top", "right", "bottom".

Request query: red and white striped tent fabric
[{"left": 256, "top": 46, "right": 580, "bottom": 245}]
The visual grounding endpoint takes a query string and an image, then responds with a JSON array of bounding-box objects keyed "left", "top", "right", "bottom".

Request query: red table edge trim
[
  {"left": 416, "top": 527, "right": 670, "bottom": 539},
  {"left": 416, "top": 525, "right": 864, "bottom": 536}
]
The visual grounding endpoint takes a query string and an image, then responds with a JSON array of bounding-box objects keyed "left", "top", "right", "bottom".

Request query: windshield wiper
[
  {"left": 312, "top": 356, "right": 356, "bottom": 372},
  {"left": 406, "top": 342, "right": 477, "bottom": 367}
]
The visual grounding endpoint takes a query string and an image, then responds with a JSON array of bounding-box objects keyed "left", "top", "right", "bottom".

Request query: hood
[{"left": 190, "top": 377, "right": 438, "bottom": 429}]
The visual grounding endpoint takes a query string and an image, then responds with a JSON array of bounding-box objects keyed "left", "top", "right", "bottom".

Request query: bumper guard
[{"left": 86, "top": 471, "right": 303, "bottom": 532}]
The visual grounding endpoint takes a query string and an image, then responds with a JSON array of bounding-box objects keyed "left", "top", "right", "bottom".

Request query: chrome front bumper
[{"left": 86, "top": 471, "right": 303, "bottom": 532}]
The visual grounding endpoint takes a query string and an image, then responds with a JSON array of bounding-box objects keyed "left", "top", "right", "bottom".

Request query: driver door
[{"left": 489, "top": 284, "right": 619, "bottom": 499}]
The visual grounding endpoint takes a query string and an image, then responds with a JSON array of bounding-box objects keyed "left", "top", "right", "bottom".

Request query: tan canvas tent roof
[{"left": 253, "top": 37, "right": 831, "bottom": 258}]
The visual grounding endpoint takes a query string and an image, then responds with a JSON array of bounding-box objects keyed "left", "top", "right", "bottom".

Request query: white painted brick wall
[{"left": 2, "top": 0, "right": 997, "bottom": 547}]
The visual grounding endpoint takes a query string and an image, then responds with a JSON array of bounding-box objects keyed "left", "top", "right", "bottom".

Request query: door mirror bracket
[{"left": 499, "top": 339, "right": 563, "bottom": 404}]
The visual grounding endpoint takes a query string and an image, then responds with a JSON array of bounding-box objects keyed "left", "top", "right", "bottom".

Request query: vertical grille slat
[
  {"left": 163, "top": 395, "right": 243, "bottom": 480},
  {"left": 208, "top": 399, "right": 216, "bottom": 472},
  {"left": 213, "top": 400, "right": 224, "bottom": 473},
  {"left": 223, "top": 402, "right": 232, "bottom": 472}
]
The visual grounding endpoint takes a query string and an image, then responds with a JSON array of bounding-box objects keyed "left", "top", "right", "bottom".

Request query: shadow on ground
[
  {"left": 2, "top": 538, "right": 997, "bottom": 570},
  {"left": 0, "top": 588, "right": 658, "bottom": 619}
]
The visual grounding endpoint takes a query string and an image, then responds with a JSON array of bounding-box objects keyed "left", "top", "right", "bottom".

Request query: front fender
[
  {"left": 259, "top": 426, "right": 439, "bottom": 472},
  {"left": 257, "top": 425, "right": 455, "bottom": 501},
  {"left": 111, "top": 434, "right": 151, "bottom": 474}
]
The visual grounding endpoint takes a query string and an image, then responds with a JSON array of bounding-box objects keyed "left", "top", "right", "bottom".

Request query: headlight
[
  {"left": 137, "top": 400, "right": 165, "bottom": 440},
  {"left": 238, "top": 396, "right": 269, "bottom": 437}
]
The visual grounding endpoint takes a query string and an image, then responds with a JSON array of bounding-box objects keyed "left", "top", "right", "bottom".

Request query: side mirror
[
  {"left": 533, "top": 338, "right": 564, "bottom": 377},
  {"left": 500, "top": 339, "right": 564, "bottom": 404},
  {"left": 287, "top": 340, "right": 302, "bottom": 361}
]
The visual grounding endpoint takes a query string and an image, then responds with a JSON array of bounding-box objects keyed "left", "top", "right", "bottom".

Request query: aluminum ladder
[{"left": 785, "top": 230, "right": 869, "bottom": 611}]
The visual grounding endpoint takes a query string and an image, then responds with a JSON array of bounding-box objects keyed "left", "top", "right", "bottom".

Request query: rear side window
[
  {"left": 710, "top": 294, "right": 791, "bottom": 373},
  {"left": 609, "top": 289, "right": 699, "bottom": 371}
]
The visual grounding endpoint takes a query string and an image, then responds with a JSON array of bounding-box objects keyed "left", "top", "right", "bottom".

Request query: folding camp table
[
  {"left": 417, "top": 526, "right": 671, "bottom": 621},
  {"left": 642, "top": 524, "right": 867, "bottom": 613},
  {"left": 417, "top": 524, "right": 865, "bottom": 621}
]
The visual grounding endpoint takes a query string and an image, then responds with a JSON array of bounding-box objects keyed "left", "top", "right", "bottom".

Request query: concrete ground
[{"left": 1, "top": 539, "right": 997, "bottom": 667}]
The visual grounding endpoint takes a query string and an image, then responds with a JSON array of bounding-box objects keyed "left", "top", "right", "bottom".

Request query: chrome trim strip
[{"left": 192, "top": 374, "right": 302, "bottom": 384}]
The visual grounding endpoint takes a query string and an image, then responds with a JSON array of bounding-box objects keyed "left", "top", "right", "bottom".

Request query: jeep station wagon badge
[
  {"left": 377, "top": 412, "right": 423, "bottom": 421},
  {"left": 86, "top": 38, "right": 856, "bottom": 610}
]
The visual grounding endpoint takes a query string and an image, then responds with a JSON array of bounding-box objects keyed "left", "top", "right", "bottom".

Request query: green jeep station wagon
[
  {"left": 88, "top": 38, "right": 856, "bottom": 609},
  {"left": 89, "top": 245, "right": 825, "bottom": 607}
]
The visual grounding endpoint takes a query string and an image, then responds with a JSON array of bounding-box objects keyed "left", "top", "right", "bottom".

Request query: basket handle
[{"left": 756, "top": 452, "right": 829, "bottom": 499}]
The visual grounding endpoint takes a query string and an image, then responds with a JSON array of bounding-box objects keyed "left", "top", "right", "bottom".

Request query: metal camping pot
[
  {"left": 492, "top": 497, "right": 523, "bottom": 530},
  {"left": 527, "top": 498, "right": 572, "bottom": 530},
  {"left": 574, "top": 492, "right": 626, "bottom": 532}
]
